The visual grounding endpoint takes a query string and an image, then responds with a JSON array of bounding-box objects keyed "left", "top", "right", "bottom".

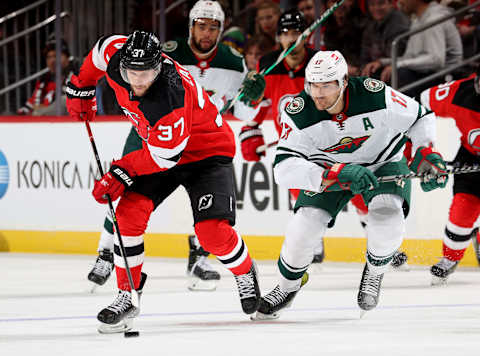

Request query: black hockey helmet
[
  {"left": 120, "top": 31, "right": 163, "bottom": 82},
  {"left": 277, "top": 9, "right": 307, "bottom": 35}
]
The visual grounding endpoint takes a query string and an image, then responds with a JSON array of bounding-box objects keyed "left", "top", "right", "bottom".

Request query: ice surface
[{"left": 1, "top": 253, "right": 478, "bottom": 356}]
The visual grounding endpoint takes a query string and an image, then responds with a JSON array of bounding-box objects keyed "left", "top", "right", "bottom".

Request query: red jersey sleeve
[
  {"left": 420, "top": 79, "right": 466, "bottom": 118},
  {"left": 77, "top": 35, "right": 127, "bottom": 85}
]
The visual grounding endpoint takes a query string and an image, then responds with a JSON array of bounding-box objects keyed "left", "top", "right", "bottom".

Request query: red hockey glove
[
  {"left": 239, "top": 123, "right": 265, "bottom": 161},
  {"left": 321, "top": 163, "right": 379, "bottom": 194},
  {"left": 409, "top": 146, "right": 448, "bottom": 192},
  {"left": 92, "top": 161, "right": 135, "bottom": 204},
  {"left": 66, "top": 75, "right": 97, "bottom": 121}
]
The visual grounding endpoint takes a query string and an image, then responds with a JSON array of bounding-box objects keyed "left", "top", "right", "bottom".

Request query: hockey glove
[
  {"left": 239, "top": 123, "right": 265, "bottom": 161},
  {"left": 239, "top": 71, "right": 266, "bottom": 107},
  {"left": 409, "top": 146, "right": 448, "bottom": 192},
  {"left": 66, "top": 75, "right": 97, "bottom": 121},
  {"left": 321, "top": 163, "right": 379, "bottom": 195},
  {"left": 92, "top": 160, "right": 135, "bottom": 204}
]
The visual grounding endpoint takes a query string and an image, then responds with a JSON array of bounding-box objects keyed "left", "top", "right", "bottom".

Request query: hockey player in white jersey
[
  {"left": 253, "top": 50, "right": 449, "bottom": 319},
  {"left": 87, "top": 0, "right": 265, "bottom": 292}
]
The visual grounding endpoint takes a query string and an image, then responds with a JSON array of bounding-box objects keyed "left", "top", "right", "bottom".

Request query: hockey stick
[
  {"left": 220, "top": 0, "right": 345, "bottom": 114},
  {"left": 377, "top": 164, "right": 480, "bottom": 184},
  {"left": 84, "top": 120, "right": 139, "bottom": 308},
  {"left": 256, "top": 140, "right": 279, "bottom": 154}
]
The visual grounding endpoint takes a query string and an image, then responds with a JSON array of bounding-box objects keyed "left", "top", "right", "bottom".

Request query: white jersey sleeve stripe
[
  {"left": 92, "top": 35, "right": 127, "bottom": 71},
  {"left": 147, "top": 136, "right": 189, "bottom": 160}
]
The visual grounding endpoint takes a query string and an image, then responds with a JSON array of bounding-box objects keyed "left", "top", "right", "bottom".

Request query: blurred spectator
[
  {"left": 323, "top": 0, "right": 368, "bottom": 75},
  {"left": 255, "top": 0, "right": 281, "bottom": 49},
  {"left": 17, "top": 39, "right": 77, "bottom": 116},
  {"left": 446, "top": 0, "right": 480, "bottom": 60},
  {"left": 376, "top": 0, "right": 463, "bottom": 97},
  {"left": 244, "top": 35, "right": 272, "bottom": 70},
  {"left": 361, "top": 0, "right": 410, "bottom": 78},
  {"left": 296, "top": 0, "right": 322, "bottom": 49}
]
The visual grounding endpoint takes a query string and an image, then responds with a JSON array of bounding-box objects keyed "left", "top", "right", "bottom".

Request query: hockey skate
[
  {"left": 97, "top": 272, "right": 147, "bottom": 334},
  {"left": 252, "top": 272, "right": 309, "bottom": 321},
  {"left": 430, "top": 257, "right": 459, "bottom": 285},
  {"left": 358, "top": 263, "right": 384, "bottom": 317},
  {"left": 88, "top": 249, "right": 114, "bottom": 292},
  {"left": 234, "top": 261, "right": 261, "bottom": 314},
  {"left": 471, "top": 228, "right": 480, "bottom": 266},
  {"left": 187, "top": 235, "right": 221, "bottom": 291},
  {"left": 390, "top": 250, "right": 410, "bottom": 271}
]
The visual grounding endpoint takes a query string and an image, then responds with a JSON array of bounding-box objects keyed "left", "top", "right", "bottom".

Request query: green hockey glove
[{"left": 409, "top": 146, "right": 448, "bottom": 192}]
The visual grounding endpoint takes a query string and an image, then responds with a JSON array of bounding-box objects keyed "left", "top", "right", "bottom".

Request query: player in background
[
  {"left": 252, "top": 50, "right": 448, "bottom": 320},
  {"left": 86, "top": 0, "right": 265, "bottom": 292},
  {"left": 66, "top": 31, "right": 261, "bottom": 333},
  {"left": 420, "top": 68, "right": 480, "bottom": 284},
  {"left": 238, "top": 9, "right": 327, "bottom": 263}
]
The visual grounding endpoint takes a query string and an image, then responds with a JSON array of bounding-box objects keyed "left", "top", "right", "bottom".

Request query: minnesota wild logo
[{"left": 324, "top": 135, "right": 370, "bottom": 154}]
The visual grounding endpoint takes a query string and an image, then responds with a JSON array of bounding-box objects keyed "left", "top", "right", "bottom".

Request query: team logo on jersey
[
  {"left": 121, "top": 106, "right": 149, "bottom": 140},
  {"left": 323, "top": 135, "right": 370, "bottom": 154},
  {"left": 198, "top": 194, "right": 214, "bottom": 211},
  {"left": 363, "top": 78, "right": 385, "bottom": 92},
  {"left": 468, "top": 129, "right": 480, "bottom": 150},
  {"left": 162, "top": 40, "right": 178, "bottom": 53},
  {"left": 285, "top": 97, "right": 304, "bottom": 114}
]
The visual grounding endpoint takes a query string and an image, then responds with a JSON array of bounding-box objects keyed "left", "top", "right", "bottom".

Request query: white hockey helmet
[
  {"left": 189, "top": 0, "right": 225, "bottom": 33},
  {"left": 304, "top": 50, "right": 348, "bottom": 95}
]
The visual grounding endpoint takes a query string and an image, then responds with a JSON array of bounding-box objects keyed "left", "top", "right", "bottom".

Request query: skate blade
[
  {"left": 97, "top": 318, "right": 133, "bottom": 334},
  {"left": 391, "top": 262, "right": 411, "bottom": 272},
  {"left": 431, "top": 276, "right": 448, "bottom": 286},
  {"left": 250, "top": 311, "right": 280, "bottom": 321},
  {"left": 187, "top": 277, "right": 217, "bottom": 292}
]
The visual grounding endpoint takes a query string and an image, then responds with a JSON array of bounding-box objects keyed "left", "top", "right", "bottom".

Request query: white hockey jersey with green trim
[{"left": 273, "top": 77, "right": 436, "bottom": 192}]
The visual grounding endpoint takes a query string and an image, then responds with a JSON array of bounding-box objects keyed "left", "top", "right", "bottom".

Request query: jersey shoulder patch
[
  {"left": 162, "top": 40, "right": 178, "bottom": 53},
  {"left": 285, "top": 97, "right": 305, "bottom": 114},
  {"left": 346, "top": 77, "right": 387, "bottom": 116},
  {"left": 210, "top": 43, "right": 244, "bottom": 72},
  {"left": 363, "top": 78, "right": 385, "bottom": 92}
]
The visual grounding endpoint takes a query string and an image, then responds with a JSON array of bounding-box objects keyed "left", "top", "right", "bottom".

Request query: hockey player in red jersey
[
  {"left": 66, "top": 31, "right": 261, "bottom": 333},
  {"left": 420, "top": 69, "right": 480, "bottom": 284},
  {"left": 86, "top": 1, "right": 265, "bottom": 292}
]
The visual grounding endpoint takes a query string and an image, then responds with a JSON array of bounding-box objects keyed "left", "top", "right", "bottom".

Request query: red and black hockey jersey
[
  {"left": 421, "top": 75, "right": 480, "bottom": 157},
  {"left": 76, "top": 35, "right": 235, "bottom": 176},
  {"left": 253, "top": 48, "right": 316, "bottom": 135}
]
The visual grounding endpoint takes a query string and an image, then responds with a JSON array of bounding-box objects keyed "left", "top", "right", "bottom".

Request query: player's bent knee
[
  {"left": 116, "top": 192, "right": 154, "bottom": 236},
  {"left": 194, "top": 219, "right": 236, "bottom": 255}
]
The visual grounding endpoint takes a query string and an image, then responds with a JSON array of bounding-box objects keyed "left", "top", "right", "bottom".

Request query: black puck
[{"left": 124, "top": 331, "right": 140, "bottom": 338}]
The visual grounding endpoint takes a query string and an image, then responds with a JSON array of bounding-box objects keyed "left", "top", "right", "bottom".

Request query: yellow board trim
[{"left": 0, "top": 230, "right": 478, "bottom": 266}]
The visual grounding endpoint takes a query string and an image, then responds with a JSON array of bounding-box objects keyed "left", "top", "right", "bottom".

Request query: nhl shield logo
[
  {"left": 198, "top": 194, "right": 214, "bottom": 211},
  {"left": 363, "top": 78, "right": 385, "bottom": 92},
  {"left": 286, "top": 97, "right": 305, "bottom": 114}
]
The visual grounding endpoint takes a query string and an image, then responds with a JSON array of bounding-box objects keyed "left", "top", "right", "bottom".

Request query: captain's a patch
[
  {"left": 286, "top": 97, "right": 305, "bottom": 114},
  {"left": 363, "top": 78, "right": 385, "bottom": 92}
]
